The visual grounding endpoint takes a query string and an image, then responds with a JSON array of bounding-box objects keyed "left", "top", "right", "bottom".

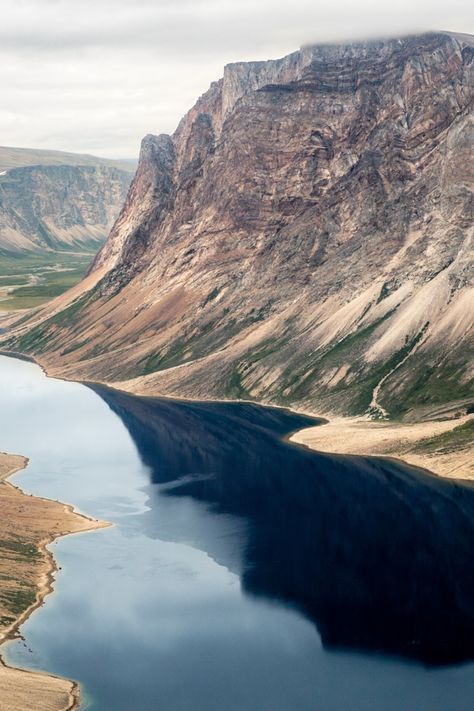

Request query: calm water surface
[{"left": 1, "top": 354, "right": 474, "bottom": 710}]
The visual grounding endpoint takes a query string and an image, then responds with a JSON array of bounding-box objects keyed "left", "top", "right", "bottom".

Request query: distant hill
[
  {"left": 0, "top": 146, "right": 136, "bottom": 174},
  {"left": 0, "top": 147, "right": 136, "bottom": 254}
]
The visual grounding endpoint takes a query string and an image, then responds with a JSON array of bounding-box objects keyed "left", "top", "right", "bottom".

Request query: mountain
[
  {"left": 3, "top": 32, "right": 473, "bottom": 422},
  {"left": 0, "top": 147, "right": 135, "bottom": 253}
]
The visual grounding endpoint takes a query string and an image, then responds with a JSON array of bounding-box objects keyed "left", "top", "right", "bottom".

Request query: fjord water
[{"left": 1, "top": 355, "right": 474, "bottom": 710}]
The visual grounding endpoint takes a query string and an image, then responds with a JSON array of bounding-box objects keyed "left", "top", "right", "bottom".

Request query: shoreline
[
  {"left": 0, "top": 351, "right": 471, "bottom": 709},
  {"left": 2, "top": 348, "right": 471, "bottom": 483},
  {"left": 290, "top": 415, "right": 474, "bottom": 481},
  {"left": 0, "top": 452, "right": 110, "bottom": 711}
]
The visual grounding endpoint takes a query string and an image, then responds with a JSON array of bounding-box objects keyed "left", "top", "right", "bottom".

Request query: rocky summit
[{"left": 4, "top": 32, "right": 473, "bottom": 420}]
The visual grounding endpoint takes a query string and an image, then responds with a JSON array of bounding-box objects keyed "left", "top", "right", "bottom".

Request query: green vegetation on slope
[
  {"left": 381, "top": 350, "right": 474, "bottom": 419},
  {"left": 270, "top": 313, "right": 397, "bottom": 414},
  {"left": 413, "top": 418, "right": 474, "bottom": 454},
  {"left": 15, "top": 291, "right": 94, "bottom": 354}
]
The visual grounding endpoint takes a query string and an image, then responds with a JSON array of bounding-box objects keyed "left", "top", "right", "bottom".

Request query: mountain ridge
[{"left": 0, "top": 145, "right": 136, "bottom": 174}]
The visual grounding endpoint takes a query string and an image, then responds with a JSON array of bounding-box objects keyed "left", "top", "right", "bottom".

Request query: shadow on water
[{"left": 90, "top": 384, "right": 474, "bottom": 666}]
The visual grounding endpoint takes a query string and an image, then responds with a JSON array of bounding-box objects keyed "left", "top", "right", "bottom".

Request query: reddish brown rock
[{"left": 3, "top": 32, "right": 473, "bottom": 420}]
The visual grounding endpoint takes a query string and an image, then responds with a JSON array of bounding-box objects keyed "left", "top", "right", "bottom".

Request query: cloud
[{"left": 0, "top": 0, "right": 472, "bottom": 157}]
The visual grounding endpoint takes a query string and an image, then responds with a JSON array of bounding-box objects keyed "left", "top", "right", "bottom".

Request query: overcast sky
[{"left": 1, "top": 0, "right": 472, "bottom": 158}]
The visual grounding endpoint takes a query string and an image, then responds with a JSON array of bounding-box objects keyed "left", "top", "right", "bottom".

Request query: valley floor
[
  {"left": 0, "top": 452, "right": 107, "bottom": 711},
  {"left": 0, "top": 251, "right": 94, "bottom": 311}
]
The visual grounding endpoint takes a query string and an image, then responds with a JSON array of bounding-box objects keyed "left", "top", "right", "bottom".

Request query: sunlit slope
[{"left": 2, "top": 32, "right": 473, "bottom": 421}]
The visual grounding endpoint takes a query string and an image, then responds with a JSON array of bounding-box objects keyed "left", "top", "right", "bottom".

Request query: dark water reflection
[{"left": 92, "top": 385, "right": 474, "bottom": 666}]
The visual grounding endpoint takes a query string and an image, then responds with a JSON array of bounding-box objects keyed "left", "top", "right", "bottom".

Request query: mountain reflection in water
[{"left": 92, "top": 385, "right": 474, "bottom": 666}]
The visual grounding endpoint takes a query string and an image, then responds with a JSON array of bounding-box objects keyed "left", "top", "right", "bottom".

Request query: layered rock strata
[{"left": 3, "top": 32, "right": 473, "bottom": 421}]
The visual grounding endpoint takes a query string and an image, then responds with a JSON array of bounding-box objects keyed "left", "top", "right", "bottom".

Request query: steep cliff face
[
  {"left": 0, "top": 149, "right": 134, "bottom": 253},
  {"left": 5, "top": 32, "right": 474, "bottom": 420}
]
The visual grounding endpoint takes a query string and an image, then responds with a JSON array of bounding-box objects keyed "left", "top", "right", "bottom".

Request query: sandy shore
[
  {"left": 0, "top": 452, "right": 108, "bottom": 711},
  {"left": 291, "top": 414, "right": 474, "bottom": 480}
]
